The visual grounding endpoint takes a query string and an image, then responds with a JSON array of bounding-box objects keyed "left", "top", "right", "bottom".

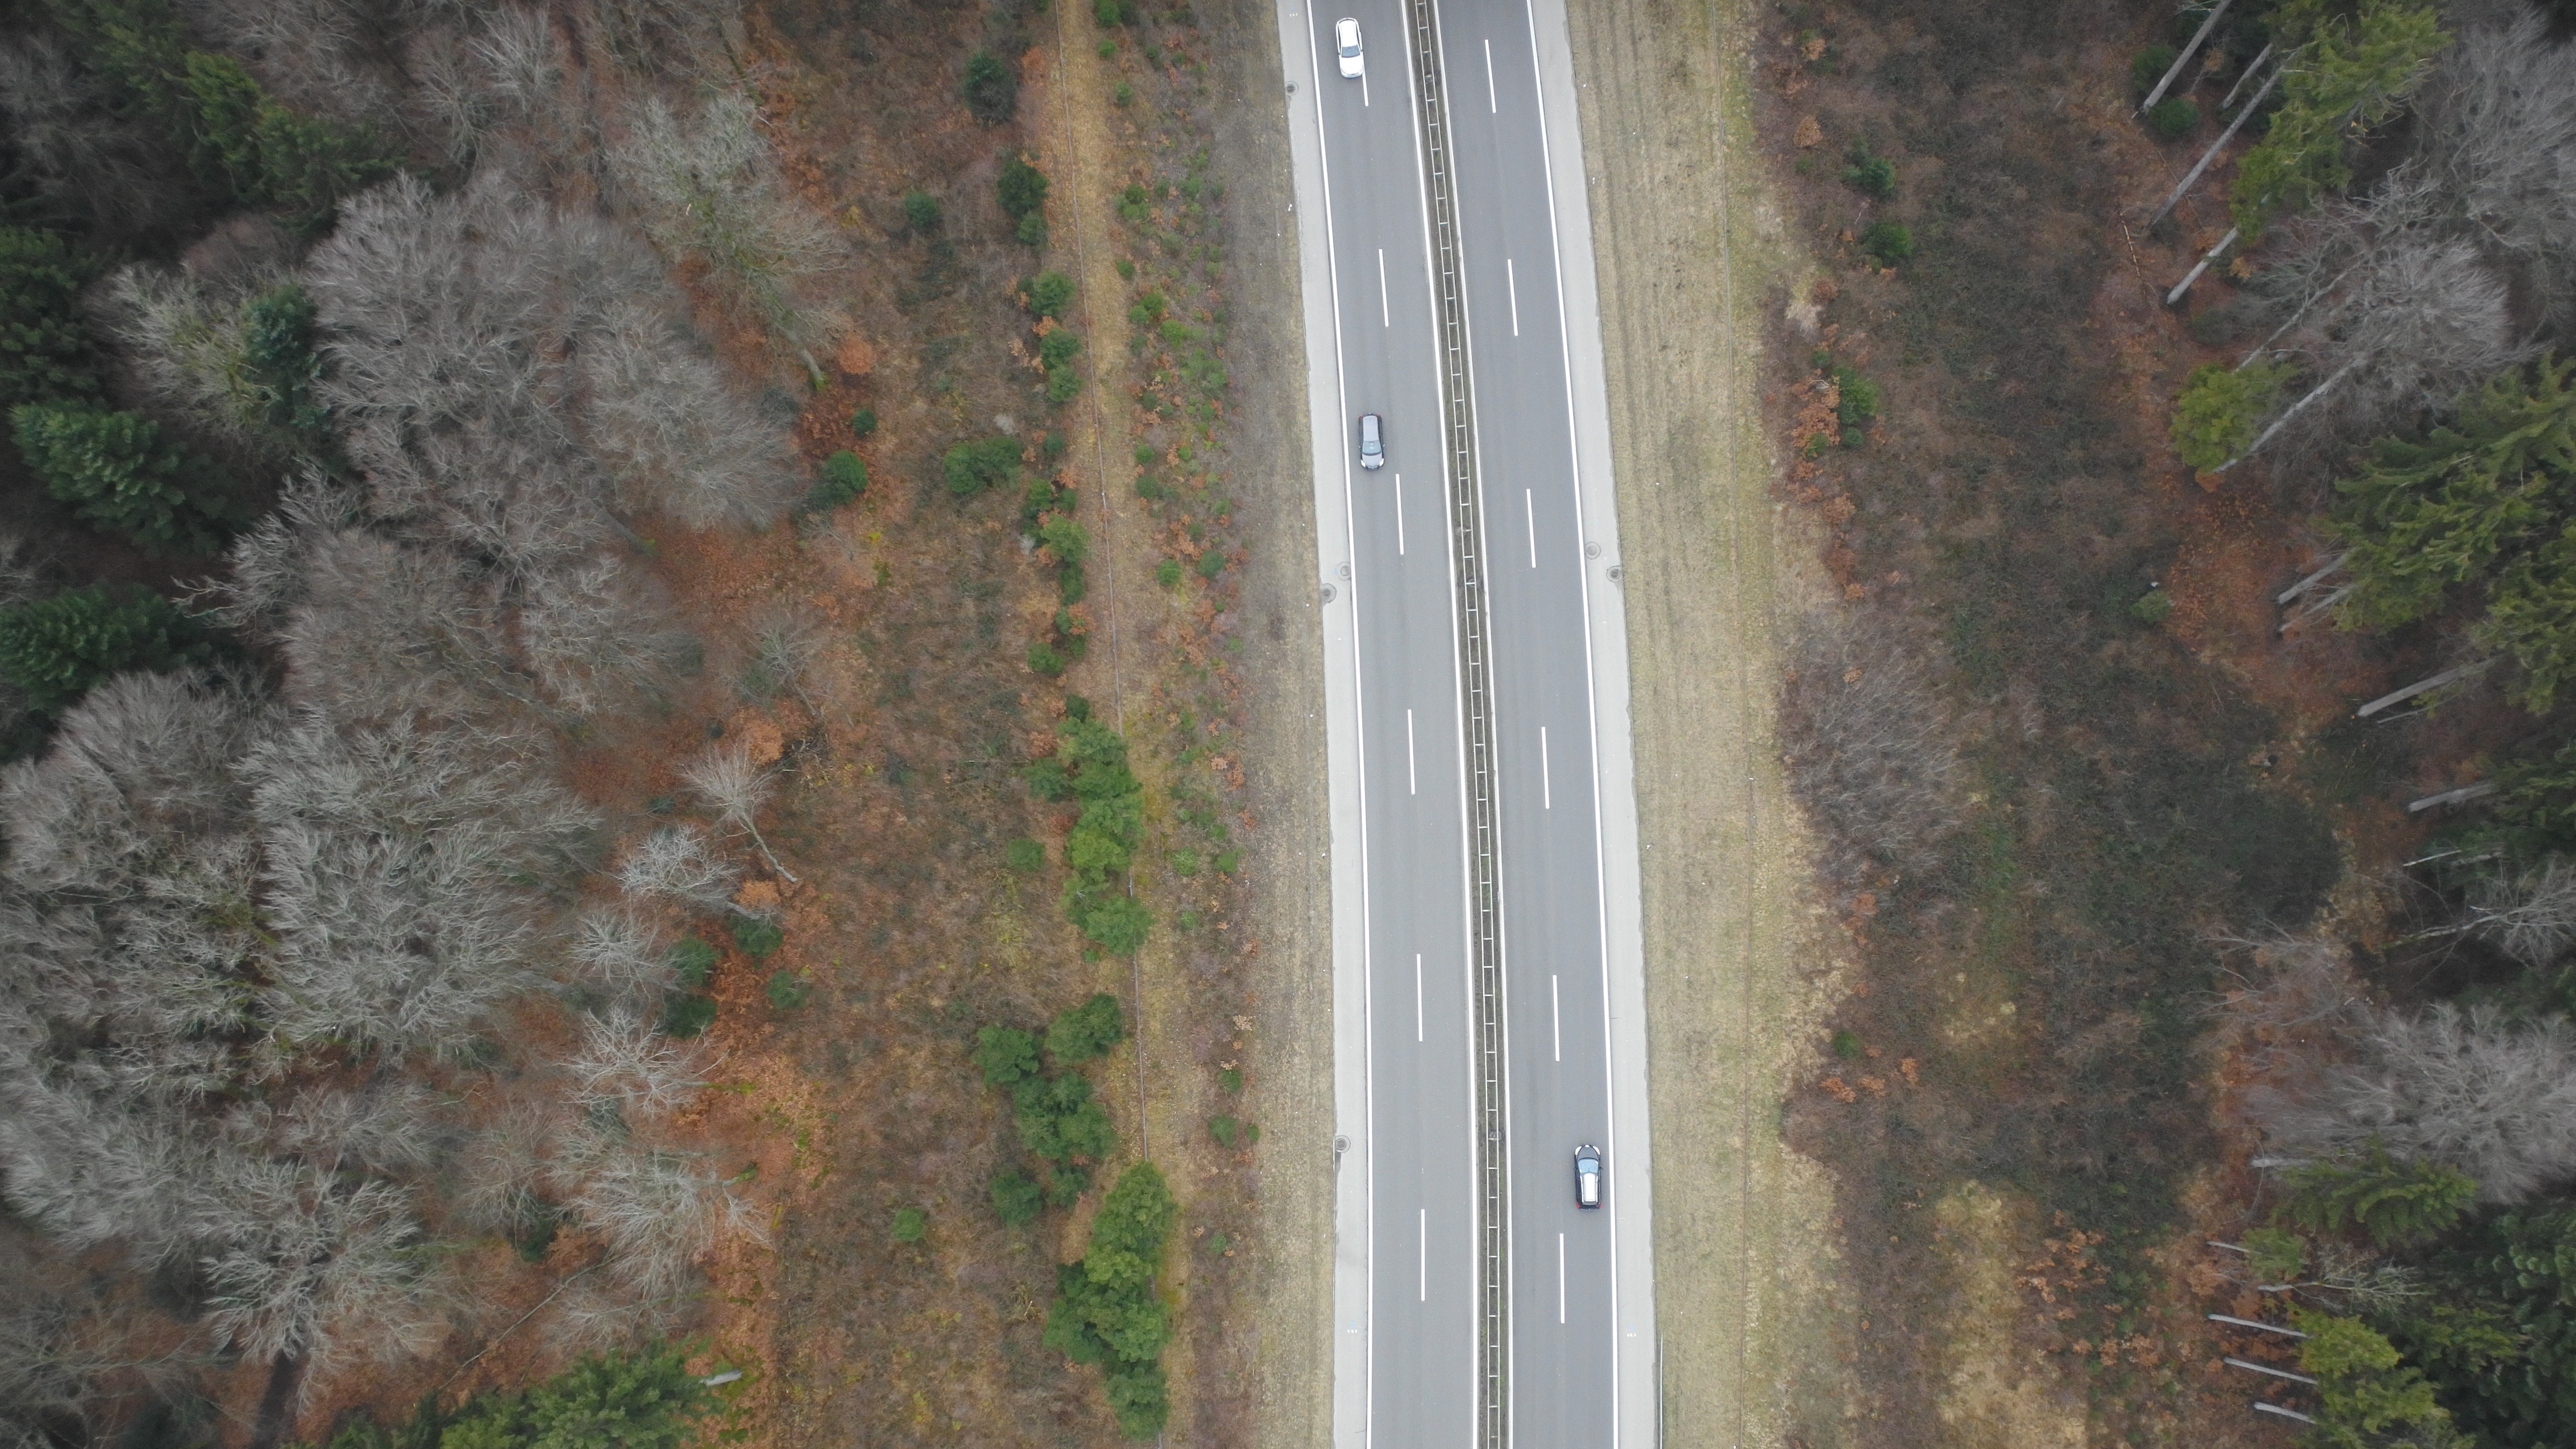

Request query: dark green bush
[
  {"left": 1830, "top": 364, "right": 1880, "bottom": 440},
  {"left": 764, "top": 968, "right": 809, "bottom": 1012},
  {"left": 1195, "top": 547, "right": 1226, "bottom": 580},
  {"left": 963, "top": 51, "right": 1018, "bottom": 124},
  {"left": 944, "top": 435, "right": 1023, "bottom": 496},
  {"left": 1016, "top": 212, "right": 1048, "bottom": 249},
  {"left": 890, "top": 1206, "right": 927, "bottom": 1242},
  {"left": 975, "top": 1025, "right": 1041, "bottom": 1087},
  {"left": 240, "top": 282, "right": 327, "bottom": 447},
  {"left": 1006, "top": 837, "right": 1046, "bottom": 872},
  {"left": 1156, "top": 557, "right": 1183, "bottom": 588},
  {"left": 10, "top": 404, "right": 232, "bottom": 552},
  {"left": 1118, "top": 184, "right": 1151, "bottom": 224},
  {"left": 439, "top": 1345, "right": 710, "bottom": 1449},
  {"left": 660, "top": 991, "right": 717, "bottom": 1037},
  {"left": 902, "top": 190, "right": 941, "bottom": 232},
  {"left": 992, "top": 1168, "right": 1045, "bottom": 1225},
  {"left": 850, "top": 405, "right": 879, "bottom": 436},
  {"left": 731, "top": 915, "right": 784, "bottom": 958},
  {"left": 1044, "top": 1163, "right": 1179, "bottom": 1438},
  {"left": 1217, "top": 1066, "right": 1242, "bottom": 1093},
  {"left": 1842, "top": 146, "right": 1896, "bottom": 198},
  {"left": 0, "top": 227, "right": 101, "bottom": 411},
  {"left": 1831, "top": 1029, "right": 1863, "bottom": 1059},
  {"left": 1057, "top": 560, "right": 1087, "bottom": 604},
  {"left": 1047, "top": 992, "right": 1126, "bottom": 1065},
  {"left": 1013, "top": 1070, "right": 1117, "bottom": 1162},
  {"left": 1027, "top": 638, "right": 1067, "bottom": 676},
  {"left": 803, "top": 449, "right": 868, "bottom": 513},
  {"left": 2130, "top": 588, "right": 2174, "bottom": 624},
  {"left": 1859, "top": 221, "right": 1914, "bottom": 266},
  {"left": 997, "top": 156, "right": 1049, "bottom": 219},
  {"left": 2130, "top": 44, "right": 2176, "bottom": 95},
  {"left": 1113, "top": 80, "right": 1135, "bottom": 107},
  {"left": 669, "top": 937, "right": 718, "bottom": 988},
  {"left": 1127, "top": 289, "right": 1167, "bottom": 327},
  {"left": 1093, "top": 0, "right": 1141, "bottom": 24},
  {"left": 1025, "top": 270, "right": 1076, "bottom": 318},
  {"left": 0, "top": 586, "right": 201, "bottom": 714},
  {"left": 2147, "top": 96, "right": 2200, "bottom": 139}
]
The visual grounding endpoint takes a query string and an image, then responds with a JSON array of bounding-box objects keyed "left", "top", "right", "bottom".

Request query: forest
[
  {"left": 2164, "top": 1, "right": 2576, "bottom": 1442},
  {"left": 1766, "top": 0, "right": 2576, "bottom": 1440},
  {"left": 0, "top": 0, "right": 848, "bottom": 1433}
]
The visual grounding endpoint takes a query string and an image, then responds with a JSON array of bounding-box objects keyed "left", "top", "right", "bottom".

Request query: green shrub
[
  {"left": 1858, "top": 221, "right": 1914, "bottom": 266},
  {"left": 1113, "top": 80, "right": 1135, "bottom": 107},
  {"left": 1074, "top": 894, "right": 1151, "bottom": 953},
  {"left": 804, "top": 449, "right": 868, "bottom": 513},
  {"left": 1118, "top": 184, "right": 1151, "bottom": 224},
  {"left": 1058, "top": 560, "right": 1087, "bottom": 604},
  {"left": 963, "top": 51, "right": 1018, "bottom": 124},
  {"left": 2130, "top": 44, "right": 2176, "bottom": 95},
  {"left": 1028, "top": 638, "right": 1068, "bottom": 676},
  {"left": 1195, "top": 547, "right": 1226, "bottom": 580},
  {"left": 1094, "top": 0, "right": 1141, "bottom": 24},
  {"left": 2147, "top": 95, "right": 2200, "bottom": 139},
  {"left": 902, "top": 190, "right": 941, "bottom": 232},
  {"left": 1217, "top": 1065, "right": 1241, "bottom": 1093},
  {"left": 0, "top": 227, "right": 101, "bottom": 411},
  {"left": 2130, "top": 588, "right": 2174, "bottom": 624},
  {"left": 975, "top": 1025, "right": 1041, "bottom": 1087},
  {"left": 1044, "top": 1163, "right": 1178, "bottom": 1438},
  {"left": 890, "top": 1206, "right": 927, "bottom": 1242},
  {"left": 850, "top": 405, "right": 879, "bottom": 437},
  {"left": 0, "top": 586, "right": 199, "bottom": 714},
  {"left": 240, "top": 282, "right": 327, "bottom": 447},
  {"left": 1156, "top": 558, "right": 1183, "bottom": 588},
  {"left": 764, "top": 969, "right": 809, "bottom": 1012},
  {"left": 1104, "top": 1365, "right": 1168, "bottom": 1440},
  {"left": 438, "top": 1345, "right": 710, "bottom": 1449},
  {"left": 1038, "top": 515, "right": 1090, "bottom": 568},
  {"left": 1831, "top": 1029, "right": 1862, "bottom": 1059},
  {"left": 660, "top": 991, "right": 717, "bottom": 1037},
  {"left": 1829, "top": 364, "right": 1879, "bottom": 440},
  {"left": 177, "top": 53, "right": 392, "bottom": 230},
  {"left": 1006, "top": 837, "right": 1046, "bottom": 872},
  {"left": 669, "top": 937, "right": 718, "bottom": 988},
  {"left": 1127, "top": 289, "right": 1167, "bottom": 327},
  {"left": 1098, "top": 37, "right": 1117, "bottom": 57},
  {"left": 2293, "top": 1309, "right": 2457, "bottom": 1449},
  {"left": 1013, "top": 1070, "right": 1118, "bottom": 1162},
  {"left": 10, "top": 404, "right": 232, "bottom": 553},
  {"left": 1047, "top": 992, "right": 1126, "bottom": 1065},
  {"left": 1169, "top": 846, "right": 1199, "bottom": 877},
  {"left": 944, "top": 435, "right": 1023, "bottom": 496},
  {"left": 1208, "top": 1115, "right": 1240, "bottom": 1147},
  {"left": 2278, "top": 1146, "right": 2477, "bottom": 1244},
  {"left": 1016, "top": 212, "right": 1048, "bottom": 249},
  {"left": 731, "top": 915, "right": 784, "bottom": 958},
  {"left": 997, "top": 156, "right": 1049, "bottom": 219},
  {"left": 1135, "top": 473, "right": 1167, "bottom": 501},
  {"left": 1841, "top": 146, "right": 1895, "bottom": 198},
  {"left": 1046, "top": 1164, "right": 1092, "bottom": 1207},
  {"left": 1025, "top": 270, "right": 1077, "bottom": 318},
  {"left": 991, "top": 1168, "right": 1045, "bottom": 1225},
  {"left": 2171, "top": 359, "right": 2291, "bottom": 470}
]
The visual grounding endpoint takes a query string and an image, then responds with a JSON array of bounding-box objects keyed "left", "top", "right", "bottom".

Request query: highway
[{"left": 1288, "top": 0, "right": 1632, "bottom": 1444}]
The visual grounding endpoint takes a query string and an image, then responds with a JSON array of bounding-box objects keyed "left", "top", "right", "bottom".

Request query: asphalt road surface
[
  {"left": 1299, "top": 7, "right": 1482, "bottom": 1445},
  {"left": 1298, "top": 1, "right": 1623, "bottom": 1444}
]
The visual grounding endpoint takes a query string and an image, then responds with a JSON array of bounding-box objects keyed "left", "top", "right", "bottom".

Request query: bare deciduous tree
[
  {"left": 194, "top": 1162, "right": 445, "bottom": 1390},
  {"left": 518, "top": 554, "right": 698, "bottom": 717},
  {"left": 2460, "top": 857, "right": 2576, "bottom": 969},
  {"left": 613, "top": 91, "right": 847, "bottom": 382},
  {"left": 1778, "top": 611, "right": 1964, "bottom": 883},
  {"left": 565, "top": 1009, "right": 708, "bottom": 1121},
  {"left": 0, "top": 36, "right": 194, "bottom": 235},
  {"left": 613, "top": 824, "right": 743, "bottom": 913},
  {"left": 552, "top": 1129, "right": 757, "bottom": 1300},
  {"left": 568, "top": 908, "right": 675, "bottom": 1004},
  {"left": 681, "top": 740, "right": 795, "bottom": 882},
  {"left": 2257, "top": 1001, "right": 2576, "bottom": 1201}
]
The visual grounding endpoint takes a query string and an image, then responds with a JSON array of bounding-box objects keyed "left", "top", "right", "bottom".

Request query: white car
[
  {"left": 1574, "top": 1145, "right": 1602, "bottom": 1209},
  {"left": 1335, "top": 17, "right": 1364, "bottom": 79}
]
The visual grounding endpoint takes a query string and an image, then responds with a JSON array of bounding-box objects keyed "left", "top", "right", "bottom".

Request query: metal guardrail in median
[{"left": 1402, "top": 2, "right": 1507, "bottom": 1445}]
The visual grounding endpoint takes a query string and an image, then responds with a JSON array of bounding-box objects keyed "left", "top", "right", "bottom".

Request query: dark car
[
  {"left": 1574, "top": 1145, "right": 1602, "bottom": 1209},
  {"left": 1358, "top": 412, "right": 1385, "bottom": 470}
]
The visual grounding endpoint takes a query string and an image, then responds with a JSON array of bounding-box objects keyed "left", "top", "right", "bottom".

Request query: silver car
[
  {"left": 1574, "top": 1145, "right": 1602, "bottom": 1209},
  {"left": 1335, "top": 17, "right": 1364, "bottom": 79},
  {"left": 1358, "top": 412, "right": 1385, "bottom": 470}
]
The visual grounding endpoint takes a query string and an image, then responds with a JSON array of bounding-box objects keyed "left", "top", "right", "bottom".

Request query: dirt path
[{"left": 1558, "top": 0, "right": 1859, "bottom": 1443}]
